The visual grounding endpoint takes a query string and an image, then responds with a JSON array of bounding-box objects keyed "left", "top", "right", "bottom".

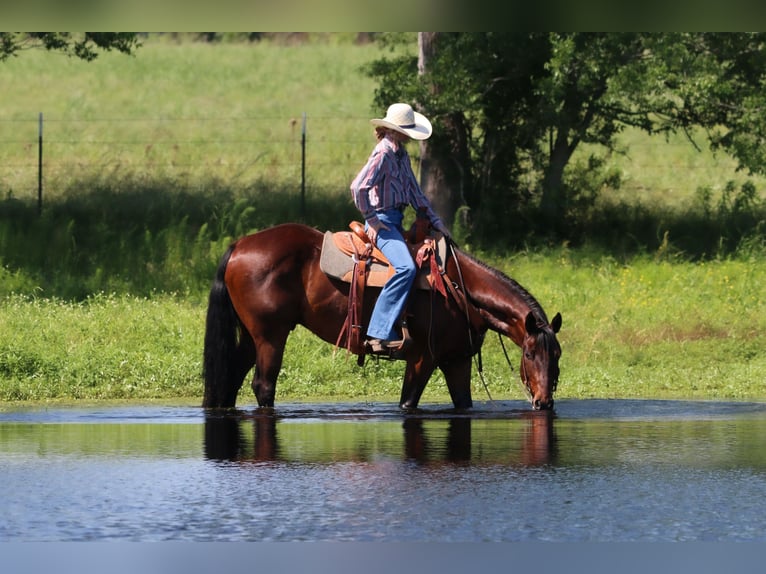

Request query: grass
[
  {"left": 523, "top": 253, "right": 766, "bottom": 401},
  {"left": 0, "top": 294, "right": 203, "bottom": 401},
  {"left": 2, "top": 251, "right": 764, "bottom": 405},
  {"left": 0, "top": 291, "right": 406, "bottom": 404},
  {"left": 1, "top": 36, "right": 765, "bottom": 405},
  {"left": 598, "top": 125, "right": 766, "bottom": 209},
  {"left": 0, "top": 38, "right": 383, "bottom": 196}
]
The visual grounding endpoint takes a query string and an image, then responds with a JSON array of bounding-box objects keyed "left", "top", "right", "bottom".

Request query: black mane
[{"left": 459, "top": 249, "right": 550, "bottom": 325}]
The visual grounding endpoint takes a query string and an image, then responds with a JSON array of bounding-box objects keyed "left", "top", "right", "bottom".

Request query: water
[{"left": 2, "top": 399, "right": 765, "bottom": 542}]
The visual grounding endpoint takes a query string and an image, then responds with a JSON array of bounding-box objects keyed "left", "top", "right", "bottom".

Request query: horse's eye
[{"left": 524, "top": 352, "right": 533, "bottom": 360}]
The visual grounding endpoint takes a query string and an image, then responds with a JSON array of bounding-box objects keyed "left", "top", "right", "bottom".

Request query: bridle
[{"left": 512, "top": 330, "right": 560, "bottom": 401}]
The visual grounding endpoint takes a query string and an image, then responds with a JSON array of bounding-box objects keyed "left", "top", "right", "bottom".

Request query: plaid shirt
[{"left": 350, "top": 135, "right": 442, "bottom": 229}]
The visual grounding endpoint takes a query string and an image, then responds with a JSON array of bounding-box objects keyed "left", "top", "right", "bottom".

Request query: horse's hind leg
[
  {"left": 226, "top": 331, "right": 256, "bottom": 407},
  {"left": 250, "top": 330, "right": 290, "bottom": 407}
]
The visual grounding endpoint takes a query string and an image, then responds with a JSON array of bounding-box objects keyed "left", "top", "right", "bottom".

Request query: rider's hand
[{"left": 433, "top": 220, "right": 451, "bottom": 240}]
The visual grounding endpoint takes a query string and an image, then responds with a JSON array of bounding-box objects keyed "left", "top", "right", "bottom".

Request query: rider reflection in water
[{"left": 350, "top": 103, "right": 450, "bottom": 353}]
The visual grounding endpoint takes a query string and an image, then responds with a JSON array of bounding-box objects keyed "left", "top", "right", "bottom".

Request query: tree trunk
[
  {"left": 540, "top": 127, "right": 574, "bottom": 225},
  {"left": 417, "top": 32, "right": 469, "bottom": 228}
]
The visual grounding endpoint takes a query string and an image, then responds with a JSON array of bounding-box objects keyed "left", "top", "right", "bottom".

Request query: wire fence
[
  {"left": 0, "top": 113, "right": 379, "bottom": 211},
  {"left": 1, "top": 113, "right": 761, "bottom": 213}
]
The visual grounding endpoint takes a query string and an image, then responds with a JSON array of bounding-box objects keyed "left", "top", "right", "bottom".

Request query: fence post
[
  {"left": 38, "top": 112, "right": 43, "bottom": 215},
  {"left": 301, "top": 112, "right": 306, "bottom": 218}
]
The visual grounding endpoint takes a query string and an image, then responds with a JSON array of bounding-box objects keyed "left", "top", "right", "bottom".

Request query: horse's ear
[
  {"left": 525, "top": 312, "right": 539, "bottom": 335},
  {"left": 551, "top": 312, "right": 562, "bottom": 333}
]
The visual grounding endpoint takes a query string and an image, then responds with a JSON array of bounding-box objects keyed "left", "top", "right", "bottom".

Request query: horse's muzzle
[{"left": 533, "top": 397, "right": 554, "bottom": 411}]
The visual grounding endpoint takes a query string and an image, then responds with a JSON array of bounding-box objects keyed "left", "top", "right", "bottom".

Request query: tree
[
  {"left": 366, "top": 32, "right": 766, "bottom": 243},
  {"left": 0, "top": 33, "right": 140, "bottom": 62},
  {"left": 368, "top": 33, "right": 550, "bottom": 238},
  {"left": 535, "top": 34, "right": 646, "bottom": 224},
  {"left": 416, "top": 32, "right": 471, "bottom": 228},
  {"left": 672, "top": 33, "right": 766, "bottom": 176}
]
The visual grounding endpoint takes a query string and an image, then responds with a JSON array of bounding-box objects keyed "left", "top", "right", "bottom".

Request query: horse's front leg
[
  {"left": 439, "top": 357, "right": 473, "bottom": 409},
  {"left": 399, "top": 356, "right": 436, "bottom": 410}
]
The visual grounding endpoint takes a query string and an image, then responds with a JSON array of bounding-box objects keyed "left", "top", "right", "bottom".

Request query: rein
[
  {"left": 445, "top": 240, "right": 494, "bottom": 403},
  {"left": 497, "top": 332, "right": 534, "bottom": 403},
  {"left": 445, "top": 239, "right": 534, "bottom": 406}
]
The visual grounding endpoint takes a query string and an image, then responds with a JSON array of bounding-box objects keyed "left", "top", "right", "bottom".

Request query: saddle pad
[
  {"left": 320, "top": 231, "right": 393, "bottom": 287},
  {"left": 319, "top": 231, "right": 446, "bottom": 289}
]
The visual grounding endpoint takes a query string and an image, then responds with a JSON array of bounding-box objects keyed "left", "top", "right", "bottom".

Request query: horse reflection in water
[
  {"left": 204, "top": 413, "right": 279, "bottom": 462},
  {"left": 203, "top": 411, "right": 557, "bottom": 467},
  {"left": 401, "top": 413, "right": 556, "bottom": 467}
]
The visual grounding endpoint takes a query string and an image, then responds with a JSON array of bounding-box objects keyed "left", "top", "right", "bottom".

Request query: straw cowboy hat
[{"left": 370, "top": 103, "right": 432, "bottom": 140}]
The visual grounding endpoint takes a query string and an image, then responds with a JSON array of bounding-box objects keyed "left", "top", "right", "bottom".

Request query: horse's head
[{"left": 521, "top": 311, "right": 562, "bottom": 410}]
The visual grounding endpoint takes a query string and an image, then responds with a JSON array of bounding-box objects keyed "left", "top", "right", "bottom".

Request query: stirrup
[{"left": 365, "top": 338, "right": 409, "bottom": 354}]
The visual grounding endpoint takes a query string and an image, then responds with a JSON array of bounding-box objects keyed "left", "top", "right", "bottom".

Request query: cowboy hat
[{"left": 370, "top": 103, "right": 432, "bottom": 140}]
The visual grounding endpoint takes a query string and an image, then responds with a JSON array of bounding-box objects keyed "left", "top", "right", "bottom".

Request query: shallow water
[{"left": 2, "top": 399, "right": 765, "bottom": 541}]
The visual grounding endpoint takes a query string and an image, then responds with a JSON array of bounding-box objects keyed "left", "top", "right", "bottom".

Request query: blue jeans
[{"left": 365, "top": 209, "right": 416, "bottom": 341}]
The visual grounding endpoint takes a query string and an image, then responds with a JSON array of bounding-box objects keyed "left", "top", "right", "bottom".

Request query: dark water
[{"left": 2, "top": 399, "right": 766, "bottom": 542}]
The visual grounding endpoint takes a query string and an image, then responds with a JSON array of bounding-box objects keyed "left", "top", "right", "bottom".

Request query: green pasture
[
  {"left": 2, "top": 252, "right": 765, "bottom": 405},
  {"left": 1, "top": 36, "right": 765, "bottom": 405},
  {"left": 0, "top": 37, "right": 381, "bottom": 196}
]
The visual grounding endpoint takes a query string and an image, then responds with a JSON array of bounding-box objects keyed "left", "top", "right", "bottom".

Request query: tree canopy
[{"left": 0, "top": 33, "right": 140, "bottom": 62}]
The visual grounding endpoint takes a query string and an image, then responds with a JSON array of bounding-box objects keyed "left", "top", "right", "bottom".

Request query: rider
[{"left": 350, "top": 102, "right": 450, "bottom": 352}]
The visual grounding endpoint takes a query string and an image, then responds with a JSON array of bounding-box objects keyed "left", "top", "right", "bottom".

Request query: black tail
[{"left": 202, "top": 243, "right": 241, "bottom": 408}]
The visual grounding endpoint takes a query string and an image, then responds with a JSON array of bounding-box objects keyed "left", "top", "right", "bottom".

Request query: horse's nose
[{"left": 533, "top": 397, "right": 554, "bottom": 411}]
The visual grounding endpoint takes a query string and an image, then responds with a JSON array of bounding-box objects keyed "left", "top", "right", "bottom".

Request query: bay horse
[{"left": 202, "top": 223, "right": 562, "bottom": 411}]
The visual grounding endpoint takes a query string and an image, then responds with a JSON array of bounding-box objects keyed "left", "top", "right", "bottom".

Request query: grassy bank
[{"left": 2, "top": 251, "right": 764, "bottom": 405}]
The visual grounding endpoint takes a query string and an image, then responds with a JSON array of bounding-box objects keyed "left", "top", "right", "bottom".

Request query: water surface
[{"left": 2, "top": 399, "right": 765, "bottom": 541}]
